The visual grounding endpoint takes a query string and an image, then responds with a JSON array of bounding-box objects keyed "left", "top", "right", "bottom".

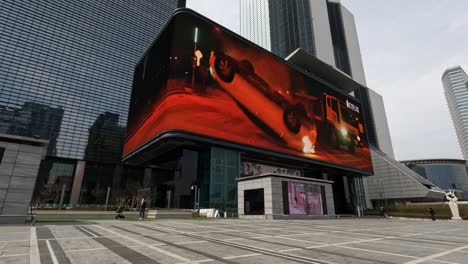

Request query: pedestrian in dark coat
[
  {"left": 380, "top": 207, "right": 386, "bottom": 220},
  {"left": 428, "top": 208, "right": 435, "bottom": 221},
  {"left": 139, "top": 198, "right": 147, "bottom": 220}
]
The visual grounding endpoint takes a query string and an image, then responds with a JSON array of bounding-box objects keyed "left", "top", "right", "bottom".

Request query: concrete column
[
  {"left": 270, "top": 177, "right": 283, "bottom": 216},
  {"left": 343, "top": 176, "right": 351, "bottom": 204},
  {"left": 69, "top": 160, "right": 86, "bottom": 206},
  {"left": 143, "top": 168, "right": 152, "bottom": 187},
  {"left": 263, "top": 178, "right": 273, "bottom": 216},
  {"left": 237, "top": 182, "right": 244, "bottom": 216},
  {"left": 325, "top": 184, "right": 335, "bottom": 215}
]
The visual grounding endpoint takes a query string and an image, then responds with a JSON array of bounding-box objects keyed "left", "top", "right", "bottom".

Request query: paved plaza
[{"left": 0, "top": 219, "right": 467, "bottom": 264}]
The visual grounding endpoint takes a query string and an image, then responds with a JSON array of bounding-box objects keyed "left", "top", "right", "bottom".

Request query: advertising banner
[
  {"left": 287, "top": 182, "right": 323, "bottom": 215},
  {"left": 124, "top": 10, "right": 372, "bottom": 173}
]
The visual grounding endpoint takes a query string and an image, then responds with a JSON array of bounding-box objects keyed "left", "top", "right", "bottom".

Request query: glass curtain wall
[
  {"left": 209, "top": 147, "right": 240, "bottom": 212},
  {"left": 32, "top": 159, "right": 76, "bottom": 207}
]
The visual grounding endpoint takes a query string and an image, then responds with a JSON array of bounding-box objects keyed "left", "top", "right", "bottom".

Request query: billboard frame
[{"left": 123, "top": 8, "right": 373, "bottom": 176}]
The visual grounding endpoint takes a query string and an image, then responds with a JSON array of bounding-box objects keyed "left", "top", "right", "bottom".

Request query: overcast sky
[{"left": 186, "top": 0, "right": 468, "bottom": 161}]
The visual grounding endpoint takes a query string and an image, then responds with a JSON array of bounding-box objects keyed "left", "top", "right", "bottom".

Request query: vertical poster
[{"left": 287, "top": 182, "right": 323, "bottom": 215}]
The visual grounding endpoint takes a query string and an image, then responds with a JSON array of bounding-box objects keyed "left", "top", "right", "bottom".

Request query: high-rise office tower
[
  {"left": 442, "top": 66, "right": 468, "bottom": 160},
  {"left": 268, "top": 0, "right": 315, "bottom": 59},
  {"left": 239, "top": 0, "right": 392, "bottom": 155},
  {"left": 240, "top": 0, "right": 445, "bottom": 206},
  {"left": 0, "top": 0, "right": 184, "bottom": 212},
  {"left": 241, "top": 0, "right": 366, "bottom": 85},
  {"left": 354, "top": 88, "right": 395, "bottom": 158},
  {"left": 240, "top": 0, "right": 271, "bottom": 50}
]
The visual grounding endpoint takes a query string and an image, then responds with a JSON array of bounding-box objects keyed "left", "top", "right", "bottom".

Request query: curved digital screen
[{"left": 124, "top": 10, "right": 372, "bottom": 173}]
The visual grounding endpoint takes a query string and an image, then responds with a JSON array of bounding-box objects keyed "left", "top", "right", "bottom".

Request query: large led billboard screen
[{"left": 124, "top": 9, "right": 373, "bottom": 174}]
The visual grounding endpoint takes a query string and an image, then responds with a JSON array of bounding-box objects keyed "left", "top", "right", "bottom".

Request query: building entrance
[
  {"left": 238, "top": 174, "right": 334, "bottom": 219},
  {"left": 244, "top": 188, "right": 265, "bottom": 215}
]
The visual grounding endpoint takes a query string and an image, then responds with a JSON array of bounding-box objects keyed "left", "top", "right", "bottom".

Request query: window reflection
[
  {"left": 33, "top": 160, "right": 75, "bottom": 207},
  {"left": 0, "top": 102, "right": 63, "bottom": 155}
]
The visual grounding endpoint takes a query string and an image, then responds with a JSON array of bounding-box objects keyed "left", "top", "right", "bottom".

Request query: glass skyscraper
[
  {"left": 239, "top": 0, "right": 396, "bottom": 157},
  {"left": 239, "top": 0, "right": 448, "bottom": 206},
  {"left": 0, "top": 0, "right": 184, "bottom": 206},
  {"left": 354, "top": 88, "right": 395, "bottom": 158},
  {"left": 239, "top": 0, "right": 366, "bottom": 86},
  {"left": 402, "top": 159, "right": 468, "bottom": 200},
  {"left": 240, "top": 0, "right": 271, "bottom": 51},
  {"left": 268, "top": 0, "right": 315, "bottom": 59},
  {"left": 442, "top": 66, "right": 468, "bottom": 160}
]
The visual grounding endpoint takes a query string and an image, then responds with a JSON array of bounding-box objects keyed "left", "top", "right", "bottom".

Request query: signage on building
[{"left": 241, "top": 162, "right": 302, "bottom": 177}]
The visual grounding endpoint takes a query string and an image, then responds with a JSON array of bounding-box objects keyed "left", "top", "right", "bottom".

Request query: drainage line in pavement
[
  {"left": 135, "top": 223, "right": 332, "bottom": 264},
  {"left": 203, "top": 228, "right": 316, "bottom": 249},
  {"left": 138, "top": 223, "right": 403, "bottom": 264},
  {"left": 112, "top": 225, "right": 238, "bottom": 264},
  {"left": 75, "top": 225, "right": 162, "bottom": 264},
  {"left": 180, "top": 230, "right": 332, "bottom": 264}
]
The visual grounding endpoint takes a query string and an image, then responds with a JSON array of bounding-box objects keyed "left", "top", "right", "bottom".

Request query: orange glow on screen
[{"left": 124, "top": 12, "right": 372, "bottom": 173}]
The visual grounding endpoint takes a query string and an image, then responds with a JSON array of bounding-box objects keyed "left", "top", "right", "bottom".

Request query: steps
[{"left": 147, "top": 209, "right": 195, "bottom": 219}]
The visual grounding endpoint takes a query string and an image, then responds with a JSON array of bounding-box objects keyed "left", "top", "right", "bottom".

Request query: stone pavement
[{"left": 0, "top": 218, "right": 467, "bottom": 264}]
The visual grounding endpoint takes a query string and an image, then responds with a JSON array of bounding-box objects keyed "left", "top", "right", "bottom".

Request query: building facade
[
  {"left": 239, "top": 0, "right": 447, "bottom": 206},
  {"left": 0, "top": 0, "right": 184, "bottom": 211},
  {"left": 123, "top": 9, "right": 375, "bottom": 216},
  {"left": 402, "top": 159, "right": 468, "bottom": 200},
  {"left": 239, "top": 0, "right": 392, "bottom": 154},
  {"left": 239, "top": 0, "right": 271, "bottom": 51},
  {"left": 354, "top": 88, "right": 395, "bottom": 158},
  {"left": 442, "top": 66, "right": 468, "bottom": 160},
  {"left": 242, "top": 0, "right": 367, "bottom": 85},
  {"left": 0, "top": 134, "right": 48, "bottom": 223},
  {"left": 365, "top": 147, "right": 444, "bottom": 207},
  {"left": 268, "top": 0, "right": 315, "bottom": 61}
]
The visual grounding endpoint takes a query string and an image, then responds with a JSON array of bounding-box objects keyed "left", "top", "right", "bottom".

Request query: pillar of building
[
  {"left": 69, "top": 160, "right": 86, "bottom": 206},
  {"left": 143, "top": 167, "right": 152, "bottom": 187}
]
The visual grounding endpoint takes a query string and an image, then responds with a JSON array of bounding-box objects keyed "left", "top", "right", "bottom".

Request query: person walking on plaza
[
  {"left": 428, "top": 207, "right": 436, "bottom": 221},
  {"left": 139, "top": 198, "right": 147, "bottom": 220},
  {"left": 380, "top": 207, "right": 386, "bottom": 220}
]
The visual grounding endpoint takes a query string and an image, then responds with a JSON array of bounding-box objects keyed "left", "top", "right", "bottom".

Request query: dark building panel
[
  {"left": 326, "top": 1, "right": 351, "bottom": 75},
  {"left": 353, "top": 88, "right": 377, "bottom": 147},
  {"left": 0, "top": 102, "right": 63, "bottom": 155},
  {"left": 269, "top": 0, "right": 315, "bottom": 58},
  {"left": 85, "top": 112, "right": 126, "bottom": 163}
]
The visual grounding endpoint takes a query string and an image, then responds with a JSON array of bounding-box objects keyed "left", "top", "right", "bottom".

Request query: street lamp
[
  {"left": 379, "top": 179, "right": 386, "bottom": 209},
  {"left": 191, "top": 184, "right": 200, "bottom": 210},
  {"left": 191, "top": 27, "right": 198, "bottom": 90}
]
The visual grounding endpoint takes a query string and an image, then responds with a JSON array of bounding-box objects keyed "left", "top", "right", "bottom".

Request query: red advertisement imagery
[{"left": 124, "top": 12, "right": 372, "bottom": 173}]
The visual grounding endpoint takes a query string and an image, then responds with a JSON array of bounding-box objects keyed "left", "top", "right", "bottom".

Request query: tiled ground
[{"left": 0, "top": 218, "right": 467, "bottom": 264}]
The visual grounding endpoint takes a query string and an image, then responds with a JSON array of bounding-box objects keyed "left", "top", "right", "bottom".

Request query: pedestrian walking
[
  {"left": 139, "top": 198, "right": 147, "bottom": 220},
  {"left": 428, "top": 207, "right": 436, "bottom": 221},
  {"left": 380, "top": 207, "right": 386, "bottom": 220}
]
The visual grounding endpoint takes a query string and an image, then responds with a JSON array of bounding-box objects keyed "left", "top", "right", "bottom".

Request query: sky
[{"left": 186, "top": 0, "right": 468, "bottom": 161}]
